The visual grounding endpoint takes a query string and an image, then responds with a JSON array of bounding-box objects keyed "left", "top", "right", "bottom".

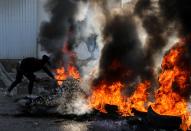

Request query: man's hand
[{"left": 43, "top": 66, "right": 55, "bottom": 79}]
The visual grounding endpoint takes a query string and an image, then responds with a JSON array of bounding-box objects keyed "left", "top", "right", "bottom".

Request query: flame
[
  {"left": 55, "top": 65, "right": 80, "bottom": 86},
  {"left": 55, "top": 41, "right": 80, "bottom": 86},
  {"left": 55, "top": 67, "right": 67, "bottom": 86},
  {"left": 89, "top": 81, "right": 150, "bottom": 116},
  {"left": 129, "top": 81, "right": 150, "bottom": 113},
  {"left": 152, "top": 38, "right": 191, "bottom": 131},
  {"left": 89, "top": 37, "right": 191, "bottom": 130}
]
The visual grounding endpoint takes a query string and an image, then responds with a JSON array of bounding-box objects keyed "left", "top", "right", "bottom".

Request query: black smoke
[
  {"left": 134, "top": 0, "right": 191, "bottom": 58},
  {"left": 93, "top": 15, "right": 153, "bottom": 85},
  {"left": 39, "top": 0, "right": 79, "bottom": 51},
  {"left": 159, "top": 0, "right": 191, "bottom": 36},
  {"left": 134, "top": 0, "right": 169, "bottom": 68},
  {"left": 39, "top": 0, "right": 88, "bottom": 68},
  {"left": 134, "top": 0, "right": 151, "bottom": 17}
]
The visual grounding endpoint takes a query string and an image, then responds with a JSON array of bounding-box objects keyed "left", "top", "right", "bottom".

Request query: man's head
[{"left": 42, "top": 55, "right": 51, "bottom": 65}]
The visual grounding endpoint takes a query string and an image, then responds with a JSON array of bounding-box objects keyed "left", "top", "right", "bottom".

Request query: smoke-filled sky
[{"left": 39, "top": 0, "right": 191, "bottom": 85}]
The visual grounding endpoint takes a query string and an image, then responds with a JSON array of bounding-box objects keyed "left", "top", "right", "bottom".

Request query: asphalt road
[{"left": 0, "top": 86, "right": 90, "bottom": 131}]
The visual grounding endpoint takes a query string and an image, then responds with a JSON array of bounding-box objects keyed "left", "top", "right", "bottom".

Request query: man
[{"left": 7, "top": 55, "right": 55, "bottom": 95}]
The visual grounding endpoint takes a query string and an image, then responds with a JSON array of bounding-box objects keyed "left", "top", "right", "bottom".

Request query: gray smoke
[
  {"left": 40, "top": 0, "right": 79, "bottom": 48},
  {"left": 134, "top": 0, "right": 170, "bottom": 69},
  {"left": 134, "top": 0, "right": 191, "bottom": 59},
  {"left": 39, "top": 0, "right": 88, "bottom": 68},
  {"left": 57, "top": 79, "right": 91, "bottom": 115}
]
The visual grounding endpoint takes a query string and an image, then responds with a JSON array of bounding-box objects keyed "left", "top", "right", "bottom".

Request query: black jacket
[{"left": 19, "top": 57, "right": 54, "bottom": 78}]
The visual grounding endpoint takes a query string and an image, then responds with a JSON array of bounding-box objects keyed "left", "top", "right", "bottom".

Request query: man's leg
[
  {"left": 8, "top": 69, "right": 23, "bottom": 93},
  {"left": 28, "top": 80, "right": 34, "bottom": 95},
  {"left": 25, "top": 73, "right": 35, "bottom": 95}
]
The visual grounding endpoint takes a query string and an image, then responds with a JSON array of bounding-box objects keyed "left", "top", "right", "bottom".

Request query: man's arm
[{"left": 42, "top": 65, "right": 54, "bottom": 79}]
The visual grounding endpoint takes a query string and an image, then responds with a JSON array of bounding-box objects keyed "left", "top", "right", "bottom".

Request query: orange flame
[
  {"left": 129, "top": 81, "right": 150, "bottom": 113},
  {"left": 89, "top": 37, "right": 191, "bottom": 130},
  {"left": 152, "top": 39, "right": 191, "bottom": 131},
  {"left": 55, "top": 65, "right": 80, "bottom": 86},
  {"left": 89, "top": 81, "right": 150, "bottom": 116}
]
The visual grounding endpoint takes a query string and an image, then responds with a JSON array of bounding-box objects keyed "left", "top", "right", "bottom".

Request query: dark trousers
[{"left": 8, "top": 68, "right": 36, "bottom": 95}]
